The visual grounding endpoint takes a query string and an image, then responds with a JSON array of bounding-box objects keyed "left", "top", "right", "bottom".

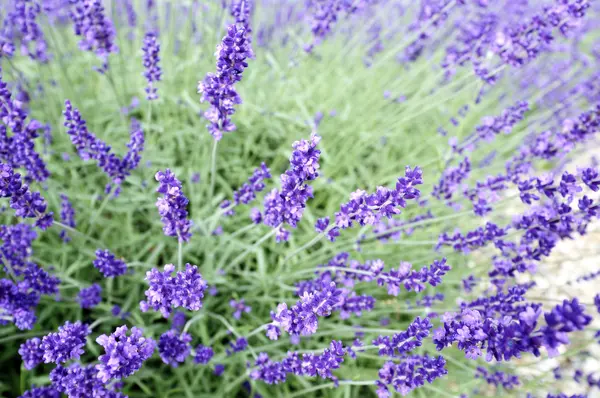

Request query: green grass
[{"left": 1, "top": 1, "right": 597, "bottom": 397}]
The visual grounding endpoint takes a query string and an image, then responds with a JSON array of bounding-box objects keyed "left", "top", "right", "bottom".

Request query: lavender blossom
[
  {"left": 155, "top": 169, "right": 192, "bottom": 242},
  {"left": 50, "top": 363, "right": 127, "bottom": 397},
  {"left": 333, "top": 166, "right": 423, "bottom": 241},
  {"left": 376, "top": 355, "right": 447, "bottom": 396},
  {"left": 18, "top": 385, "right": 60, "bottom": 398},
  {"left": 373, "top": 317, "right": 432, "bottom": 357},
  {"left": 0, "top": 162, "right": 53, "bottom": 228},
  {"left": 221, "top": 162, "right": 271, "bottom": 215},
  {"left": 63, "top": 101, "right": 145, "bottom": 196},
  {"left": 69, "top": 0, "right": 118, "bottom": 72},
  {"left": 158, "top": 330, "right": 192, "bottom": 367},
  {"left": 4, "top": 0, "right": 49, "bottom": 62},
  {"left": 142, "top": 31, "right": 161, "bottom": 100},
  {"left": 0, "top": 278, "right": 39, "bottom": 330},
  {"left": 198, "top": 24, "right": 253, "bottom": 140},
  {"left": 77, "top": 283, "right": 102, "bottom": 309},
  {"left": 39, "top": 321, "right": 91, "bottom": 364},
  {"left": 96, "top": 325, "right": 156, "bottom": 382},
  {"left": 59, "top": 194, "right": 75, "bottom": 242},
  {"left": 194, "top": 345, "right": 214, "bottom": 364},
  {"left": 93, "top": 249, "right": 127, "bottom": 277},
  {"left": 1, "top": 67, "right": 50, "bottom": 182},
  {"left": 140, "top": 263, "right": 207, "bottom": 318},
  {"left": 230, "top": 298, "right": 251, "bottom": 319},
  {"left": 262, "top": 133, "right": 321, "bottom": 241}
]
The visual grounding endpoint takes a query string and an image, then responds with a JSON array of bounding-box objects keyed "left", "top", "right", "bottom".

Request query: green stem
[{"left": 209, "top": 140, "right": 218, "bottom": 199}]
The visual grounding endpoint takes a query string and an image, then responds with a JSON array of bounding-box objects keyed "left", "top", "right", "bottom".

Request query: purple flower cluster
[
  {"left": 1, "top": 278, "right": 39, "bottom": 330},
  {"left": 158, "top": 330, "right": 192, "bottom": 367},
  {"left": 142, "top": 32, "right": 161, "bottom": 100},
  {"left": 50, "top": 363, "right": 127, "bottom": 398},
  {"left": 3, "top": 0, "right": 49, "bottom": 62},
  {"left": 140, "top": 263, "right": 207, "bottom": 318},
  {"left": 260, "top": 133, "right": 321, "bottom": 241},
  {"left": 226, "top": 337, "right": 248, "bottom": 355},
  {"left": 93, "top": 249, "right": 127, "bottom": 277},
  {"left": 433, "top": 298, "right": 592, "bottom": 361},
  {"left": 198, "top": 24, "right": 253, "bottom": 140},
  {"left": 221, "top": 162, "right": 271, "bottom": 216},
  {"left": 230, "top": 298, "right": 251, "bottom": 319},
  {"left": 59, "top": 194, "right": 75, "bottom": 242},
  {"left": 250, "top": 340, "right": 346, "bottom": 384},
  {"left": 373, "top": 317, "right": 432, "bottom": 357},
  {"left": 0, "top": 162, "right": 53, "bottom": 228},
  {"left": 332, "top": 166, "right": 423, "bottom": 242},
  {"left": 0, "top": 71, "right": 49, "bottom": 181},
  {"left": 63, "top": 101, "right": 145, "bottom": 195},
  {"left": 376, "top": 354, "right": 447, "bottom": 397},
  {"left": 194, "top": 344, "right": 214, "bottom": 364},
  {"left": 268, "top": 281, "right": 341, "bottom": 338},
  {"left": 433, "top": 157, "right": 471, "bottom": 202},
  {"left": 155, "top": 169, "right": 192, "bottom": 242},
  {"left": 476, "top": 367, "right": 520, "bottom": 390},
  {"left": 77, "top": 283, "right": 102, "bottom": 309},
  {"left": 96, "top": 325, "right": 156, "bottom": 382},
  {"left": 69, "top": 0, "right": 119, "bottom": 72},
  {"left": 18, "top": 385, "right": 60, "bottom": 398},
  {"left": 20, "top": 321, "right": 91, "bottom": 368}
]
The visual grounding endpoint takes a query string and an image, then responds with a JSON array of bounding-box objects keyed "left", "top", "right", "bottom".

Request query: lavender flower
[
  {"left": 0, "top": 278, "right": 39, "bottom": 330},
  {"left": 0, "top": 162, "right": 53, "bottom": 228},
  {"left": 4, "top": 0, "right": 49, "bottom": 62},
  {"left": 93, "top": 249, "right": 127, "bottom": 277},
  {"left": 142, "top": 31, "right": 161, "bottom": 100},
  {"left": 69, "top": 0, "right": 118, "bottom": 72},
  {"left": 262, "top": 133, "right": 322, "bottom": 241},
  {"left": 226, "top": 337, "right": 248, "bottom": 355},
  {"left": 19, "top": 337, "right": 43, "bottom": 370},
  {"left": 230, "top": 298, "right": 251, "bottom": 319},
  {"left": 50, "top": 363, "right": 127, "bottom": 397},
  {"left": 376, "top": 355, "right": 447, "bottom": 396},
  {"left": 476, "top": 367, "right": 520, "bottom": 390},
  {"left": 140, "top": 263, "right": 207, "bottom": 318},
  {"left": 251, "top": 340, "right": 347, "bottom": 384},
  {"left": 18, "top": 385, "right": 60, "bottom": 398},
  {"left": 96, "top": 325, "right": 156, "bottom": 382},
  {"left": 198, "top": 24, "right": 253, "bottom": 140},
  {"left": 63, "top": 101, "right": 145, "bottom": 195},
  {"left": 59, "top": 194, "right": 75, "bottom": 242},
  {"left": 155, "top": 169, "right": 192, "bottom": 242},
  {"left": 77, "top": 283, "right": 102, "bottom": 309},
  {"left": 333, "top": 166, "right": 423, "bottom": 241},
  {"left": 221, "top": 162, "right": 271, "bottom": 215},
  {"left": 373, "top": 317, "right": 432, "bottom": 357},
  {"left": 194, "top": 345, "right": 214, "bottom": 364},
  {"left": 158, "top": 330, "right": 192, "bottom": 367},
  {"left": 39, "top": 321, "right": 91, "bottom": 364}
]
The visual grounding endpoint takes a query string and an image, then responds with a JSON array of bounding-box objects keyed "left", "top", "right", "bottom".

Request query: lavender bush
[{"left": 1, "top": 0, "right": 600, "bottom": 397}]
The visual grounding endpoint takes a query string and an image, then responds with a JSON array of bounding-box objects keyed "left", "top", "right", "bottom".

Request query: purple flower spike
[
  {"left": 333, "top": 166, "right": 423, "bottom": 241},
  {"left": 59, "top": 194, "right": 75, "bottom": 242},
  {"left": 39, "top": 321, "right": 91, "bottom": 364},
  {"left": 262, "top": 133, "right": 322, "bottom": 240},
  {"left": 96, "top": 325, "right": 156, "bottom": 383},
  {"left": 93, "top": 249, "right": 127, "bottom": 278},
  {"left": 140, "top": 263, "right": 207, "bottom": 318},
  {"left": 194, "top": 345, "right": 214, "bottom": 364},
  {"left": 69, "top": 0, "right": 119, "bottom": 72},
  {"left": 198, "top": 24, "right": 253, "bottom": 140},
  {"left": 230, "top": 298, "right": 251, "bottom": 319},
  {"left": 77, "top": 283, "right": 102, "bottom": 309},
  {"left": 142, "top": 32, "right": 161, "bottom": 100},
  {"left": 155, "top": 169, "right": 192, "bottom": 242},
  {"left": 158, "top": 330, "right": 192, "bottom": 367}
]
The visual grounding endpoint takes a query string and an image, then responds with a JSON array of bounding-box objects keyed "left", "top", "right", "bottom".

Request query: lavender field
[{"left": 1, "top": 1, "right": 600, "bottom": 397}]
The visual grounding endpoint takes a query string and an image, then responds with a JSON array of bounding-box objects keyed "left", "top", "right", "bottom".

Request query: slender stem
[
  {"left": 182, "top": 312, "right": 205, "bottom": 334},
  {"left": 178, "top": 240, "right": 183, "bottom": 271},
  {"left": 86, "top": 193, "right": 112, "bottom": 234},
  {"left": 89, "top": 316, "right": 112, "bottom": 330},
  {"left": 223, "top": 228, "right": 278, "bottom": 272},
  {"left": 209, "top": 140, "right": 218, "bottom": 199},
  {"left": 284, "top": 231, "right": 326, "bottom": 261}
]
